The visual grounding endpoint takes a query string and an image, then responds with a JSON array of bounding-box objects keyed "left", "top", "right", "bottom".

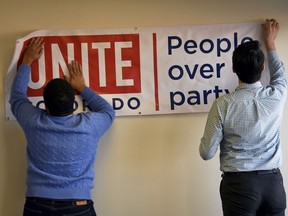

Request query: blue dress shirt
[{"left": 200, "top": 51, "right": 287, "bottom": 172}]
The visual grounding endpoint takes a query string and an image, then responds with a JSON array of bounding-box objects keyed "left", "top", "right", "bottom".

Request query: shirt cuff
[{"left": 18, "top": 64, "right": 31, "bottom": 73}]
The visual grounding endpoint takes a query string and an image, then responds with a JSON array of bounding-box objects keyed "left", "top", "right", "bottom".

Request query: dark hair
[
  {"left": 43, "top": 78, "right": 75, "bottom": 116},
  {"left": 232, "top": 40, "right": 265, "bottom": 84}
]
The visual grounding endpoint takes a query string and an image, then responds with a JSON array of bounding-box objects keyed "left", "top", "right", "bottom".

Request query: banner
[{"left": 5, "top": 22, "right": 266, "bottom": 120}]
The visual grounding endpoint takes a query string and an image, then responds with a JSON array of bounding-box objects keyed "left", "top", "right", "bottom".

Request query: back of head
[
  {"left": 232, "top": 40, "right": 265, "bottom": 84},
  {"left": 43, "top": 78, "right": 75, "bottom": 116}
]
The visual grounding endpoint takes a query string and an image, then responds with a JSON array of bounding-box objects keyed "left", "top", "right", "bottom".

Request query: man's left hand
[{"left": 22, "top": 37, "right": 44, "bottom": 66}]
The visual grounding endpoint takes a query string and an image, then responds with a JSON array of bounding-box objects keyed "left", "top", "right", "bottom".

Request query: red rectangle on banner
[{"left": 18, "top": 34, "right": 141, "bottom": 96}]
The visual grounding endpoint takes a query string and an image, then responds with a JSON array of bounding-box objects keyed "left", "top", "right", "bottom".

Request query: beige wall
[{"left": 1, "top": 0, "right": 288, "bottom": 215}]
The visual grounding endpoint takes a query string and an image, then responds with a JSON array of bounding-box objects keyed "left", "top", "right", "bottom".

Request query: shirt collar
[{"left": 236, "top": 81, "right": 262, "bottom": 91}]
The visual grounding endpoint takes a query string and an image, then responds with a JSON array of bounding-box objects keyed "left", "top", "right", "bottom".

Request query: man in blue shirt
[
  {"left": 10, "top": 37, "right": 115, "bottom": 216},
  {"left": 200, "top": 19, "right": 287, "bottom": 216}
]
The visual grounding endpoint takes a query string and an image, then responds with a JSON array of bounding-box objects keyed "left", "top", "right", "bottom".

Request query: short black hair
[
  {"left": 232, "top": 40, "right": 265, "bottom": 84},
  {"left": 43, "top": 78, "right": 75, "bottom": 116}
]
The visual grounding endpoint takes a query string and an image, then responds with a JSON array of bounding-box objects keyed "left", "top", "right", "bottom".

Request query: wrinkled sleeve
[
  {"left": 80, "top": 88, "right": 115, "bottom": 136},
  {"left": 9, "top": 65, "right": 39, "bottom": 124},
  {"left": 199, "top": 100, "right": 223, "bottom": 160},
  {"left": 268, "top": 51, "right": 287, "bottom": 98}
]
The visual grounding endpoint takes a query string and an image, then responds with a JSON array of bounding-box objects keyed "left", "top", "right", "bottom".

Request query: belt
[
  {"left": 223, "top": 168, "right": 280, "bottom": 177},
  {"left": 26, "top": 197, "right": 91, "bottom": 206}
]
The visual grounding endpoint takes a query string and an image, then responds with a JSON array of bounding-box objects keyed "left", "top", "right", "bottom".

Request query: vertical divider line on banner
[{"left": 153, "top": 33, "right": 160, "bottom": 111}]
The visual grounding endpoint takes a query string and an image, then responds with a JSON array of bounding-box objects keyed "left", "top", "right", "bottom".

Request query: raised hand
[
  {"left": 22, "top": 37, "right": 44, "bottom": 66},
  {"left": 66, "top": 60, "right": 87, "bottom": 93},
  {"left": 262, "top": 19, "right": 279, "bottom": 51}
]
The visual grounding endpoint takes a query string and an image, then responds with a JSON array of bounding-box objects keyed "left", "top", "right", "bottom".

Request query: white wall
[{"left": 0, "top": 1, "right": 287, "bottom": 215}]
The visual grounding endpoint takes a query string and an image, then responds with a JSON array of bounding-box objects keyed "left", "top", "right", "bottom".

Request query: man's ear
[
  {"left": 232, "top": 65, "right": 235, "bottom": 73},
  {"left": 262, "top": 64, "right": 265, "bottom": 72},
  {"left": 45, "top": 104, "right": 50, "bottom": 114}
]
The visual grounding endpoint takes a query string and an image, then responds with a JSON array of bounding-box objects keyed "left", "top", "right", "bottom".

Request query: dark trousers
[
  {"left": 23, "top": 197, "right": 97, "bottom": 216},
  {"left": 220, "top": 169, "right": 286, "bottom": 216}
]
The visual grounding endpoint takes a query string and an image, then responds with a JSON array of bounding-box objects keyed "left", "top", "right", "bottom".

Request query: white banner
[{"left": 5, "top": 22, "right": 266, "bottom": 120}]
